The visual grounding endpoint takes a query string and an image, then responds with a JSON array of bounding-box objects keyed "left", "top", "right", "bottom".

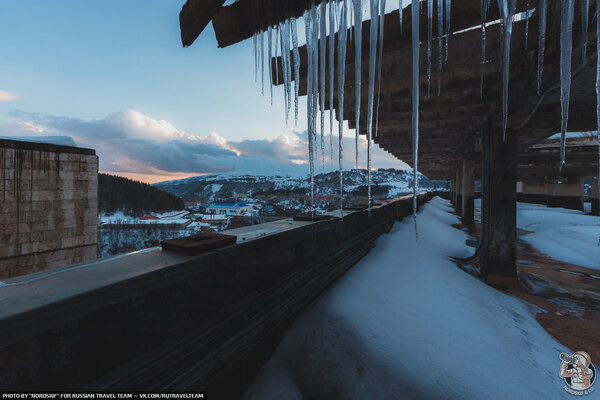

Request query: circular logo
[{"left": 559, "top": 351, "right": 596, "bottom": 395}]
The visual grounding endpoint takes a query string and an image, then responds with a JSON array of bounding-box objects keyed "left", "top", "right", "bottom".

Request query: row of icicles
[{"left": 251, "top": 0, "right": 600, "bottom": 228}]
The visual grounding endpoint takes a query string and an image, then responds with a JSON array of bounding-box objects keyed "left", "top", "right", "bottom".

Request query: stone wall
[{"left": 0, "top": 139, "right": 98, "bottom": 279}]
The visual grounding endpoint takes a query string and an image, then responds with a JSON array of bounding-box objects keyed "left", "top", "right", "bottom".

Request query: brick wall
[{"left": 0, "top": 139, "right": 98, "bottom": 279}]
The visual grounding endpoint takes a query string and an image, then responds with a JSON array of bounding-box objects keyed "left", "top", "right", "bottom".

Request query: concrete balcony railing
[{"left": 0, "top": 192, "right": 436, "bottom": 397}]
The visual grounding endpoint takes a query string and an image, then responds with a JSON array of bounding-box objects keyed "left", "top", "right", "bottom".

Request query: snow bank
[
  {"left": 515, "top": 202, "right": 600, "bottom": 271},
  {"left": 244, "top": 197, "right": 576, "bottom": 400}
]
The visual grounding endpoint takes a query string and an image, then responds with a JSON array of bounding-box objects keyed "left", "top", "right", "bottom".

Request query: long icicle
[
  {"left": 338, "top": 0, "right": 349, "bottom": 216},
  {"left": 437, "top": 0, "right": 443, "bottom": 95},
  {"left": 311, "top": 4, "right": 320, "bottom": 166},
  {"left": 253, "top": 33, "right": 258, "bottom": 82},
  {"left": 501, "top": 0, "right": 517, "bottom": 141},
  {"left": 320, "top": 2, "right": 327, "bottom": 166},
  {"left": 279, "top": 23, "right": 289, "bottom": 124},
  {"left": 399, "top": 0, "right": 403, "bottom": 33},
  {"left": 305, "top": 9, "right": 315, "bottom": 217},
  {"left": 480, "top": 0, "right": 488, "bottom": 99},
  {"left": 268, "top": 26, "right": 274, "bottom": 106},
  {"left": 412, "top": 0, "right": 420, "bottom": 235},
  {"left": 261, "top": 31, "right": 265, "bottom": 95},
  {"left": 353, "top": 0, "right": 363, "bottom": 168},
  {"left": 444, "top": 0, "right": 451, "bottom": 63},
  {"left": 524, "top": 0, "right": 530, "bottom": 50},
  {"left": 329, "top": 0, "right": 336, "bottom": 161},
  {"left": 537, "top": 0, "right": 547, "bottom": 95},
  {"left": 285, "top": 20, "right": 293, "bottom": 122},
  {"left": 367, "top": 0, "right": 379, "bottom": 214},
  {"left": 292, "top": 19, "right": 300, "bottom": 125},
  {"left": 559, "top": 0, "right": 575, "bottom": 170},
  {"left": 597, "top": 0, "right": 600, "bottom": 215},
  {"left": 427, "top": 0, "right": 433, "bottom": 96},
  {"left": 582, "top": 0, "right": 590, "bottom": 63},
  {"left": 375, "top": 0, "right": 387, "bottom": 137}
]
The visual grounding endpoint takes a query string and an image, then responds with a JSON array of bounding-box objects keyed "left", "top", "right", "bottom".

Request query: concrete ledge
[{"left": 0, "top": 193, "right": 434, "bottom": 394}]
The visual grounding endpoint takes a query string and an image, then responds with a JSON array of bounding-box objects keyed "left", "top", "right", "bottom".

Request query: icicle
[
  {"left": 329, "top": 0, "right": 336, "bottom": 160},
  {"left": 253, "top": 33, "right": 258, "bottom": 82},
  {"left": 375, "top": 0, "right": 386, "bottom": 137},
  {"left": 500, "top": 0, "right": 517, "bottom": 140},
  {"left": 437, "top": 0, "right": 443, "bottom": 95},
  {"left": 338, "top": 0, "right": 349, "bottom": 216},
  {"left": 597, "top": 0, "right": 600, "bottom": 209},
  {"left": 444, "top": 0, "right": 451, "bottom": 63},
  {"left": 275, "top": 25, "right": 280, "bottom": 97},
  {"left": 280, "top": 21, "right": 291, "bottom": 125},
  {"left": 480, "top": 0, "right": 487, "bottom": 99},
  {"left": 366, "top": 0, "right": 379, "bottom": 213},
  {"left": 305, "top": 9, "right": 315, "bottom": 216},
  {"left": 427, "top": 0, "right": 433, "bottom": 96},
  {"left": 581, "top": 0, "right": 589, "bottom": 63},
  {"left": 596, "top": 1, "right": 600, "bottom": 212},
  {"left": 399, "top": 0, "right": 403, "bottom": 33},
  {"left": 412, "top": 0, "right": 420, "bottom": 234},
  {"left": 524, "top": 0, "right": 530, "bottom": 50},
  {"left": 320, "top": 2, "right": 327, "bottom": 165},
  {"left": 285, "top": 20, "right": 293, "bottom": 122},
  {"left": 353, "top": 0, "right": 363, "bottom": 168},
  {"left": 260, "top": 32, "right": 265, "bottom": 95},
  {"left": 268, "top": 26, "right": 274, "bottom": 106},
  {"left": 292, "top": 19, "right": 300, "bottom": 125},
  {"left": 559, "top": 0, "right": 575, "bottom": 170},
  {"left": 311, "top": 5, "right": 320, "bottom": 164},
  {"left": 537, "top": 0, "right": 547, "bottom": 96}
]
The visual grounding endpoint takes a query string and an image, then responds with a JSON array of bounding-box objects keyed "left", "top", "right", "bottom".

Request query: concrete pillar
[
  {"left": 462, "top": 160, "right": 475, "bottom": 225},
  {"left": 546, "top": 177, "right": 584, "bottom": 211},
  {"left": 455, "top": 168, "right": 463, "bottom": 214},
  {"left": 480, "top": 126, "right": 517, "bottom": 280},
  {"left": 450, "top": 178, "right": 456, "bottom": 205},
  {"left": 521, "top": 180, "right": 548, "bottom": 205},
  {"left": 591, "top": 183, "right": 599, "bottom": 215}
]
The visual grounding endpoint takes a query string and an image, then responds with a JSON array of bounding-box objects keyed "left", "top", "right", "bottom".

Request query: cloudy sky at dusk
[{"left": 0, "top": 0, "right": 407, "bottom": 183}]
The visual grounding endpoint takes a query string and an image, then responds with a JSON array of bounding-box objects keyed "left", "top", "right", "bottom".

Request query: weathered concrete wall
[
  {"left": 0, "top": 193, "right": 433, "bottom": 395},
  {"left": 0, "top": 139, "right": 98, "bottom": 279}
]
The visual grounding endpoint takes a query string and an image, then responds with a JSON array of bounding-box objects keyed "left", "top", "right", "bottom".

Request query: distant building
[
  {"left": 205, "top": 202, "right": 259, "bottom": 216},
  {"left": 140, "top": 214, "right": 160, "bottom": 220}
]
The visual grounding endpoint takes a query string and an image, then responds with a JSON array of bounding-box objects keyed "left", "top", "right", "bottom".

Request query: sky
[{"left": 0, "top": 0, "right": 407, "bottom": 183}]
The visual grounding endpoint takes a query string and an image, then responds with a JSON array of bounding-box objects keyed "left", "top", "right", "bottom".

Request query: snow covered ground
[
  {"left": 244, "top": 197, "right": 579, "bottom": 399},
  {"left": 515, "top": 202, "right": 600, "bottom": 271}
]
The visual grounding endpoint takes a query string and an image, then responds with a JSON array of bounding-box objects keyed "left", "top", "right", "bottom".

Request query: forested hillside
[{"left": 98, "top": 173, "right": 184, "bottom": 216}]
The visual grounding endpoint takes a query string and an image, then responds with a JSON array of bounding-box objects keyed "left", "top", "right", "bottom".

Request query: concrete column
[
  {"left": 546, "top": 177, "right": 584, "bottom": 211},
  {"left": 591, "top": 183, "right": 599, "bottom": 215},
  {"left": 450, "top": 178, "right": 455, "bottom": 205},
  {"left": 521, "top": 180, "right": 548, "bottom": 205},
  {"left": 462, "top": 160, "right": 475, "bottom": 225},
  {"left": 455, "top": 168, "right": 463, "bottom": 214},
  {"left": 480, "top": 126, "right": 517, "bottom": 280}
]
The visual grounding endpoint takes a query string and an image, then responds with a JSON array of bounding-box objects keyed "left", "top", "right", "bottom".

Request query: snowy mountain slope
[{"left": 153, "top": 169, "right": 446, "bottom": 202}]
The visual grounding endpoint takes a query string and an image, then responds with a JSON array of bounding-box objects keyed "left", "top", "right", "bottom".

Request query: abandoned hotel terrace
[{"left": 0, "top": 0, "right": 599, "bottom": 397}]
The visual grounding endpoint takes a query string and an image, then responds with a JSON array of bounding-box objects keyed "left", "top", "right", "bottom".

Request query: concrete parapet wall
[
  {"left": 0, "top": 193, "right": 433, "bottom": 395},
  {"left": 0, "top": 139, "right": 98, "bottom": 279}
]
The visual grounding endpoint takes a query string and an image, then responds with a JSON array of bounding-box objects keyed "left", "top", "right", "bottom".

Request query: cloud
[
  {"left": 0, "top": 90, "right": 19, "bottom": 102},
  {"left": 1, "top": 109, "right": 406, "bottom": 180}
]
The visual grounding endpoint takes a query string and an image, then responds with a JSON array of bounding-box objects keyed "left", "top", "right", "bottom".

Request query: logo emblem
[{"left": 559, "top": 351, "right": 596, "bottom": 396}]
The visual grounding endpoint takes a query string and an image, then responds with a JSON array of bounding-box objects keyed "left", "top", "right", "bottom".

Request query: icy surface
[
  {"left": 559, "top": 0, "right": 575, "bottom": 168},
  {"left": 292, "top": 19, "right": 300, "bottom": 125},
  {"left": 353, "top": 0, "right": 363, "bottom": 168},
  {"left": 412, "top": 0, "right": 420, "bottom": 224},
  {"left": 244, "top": 198, "right": 573, "bottom": 399},
  {"left": 501, "top": 0, "right": 517, "bottom": 138},
  {"left": 516, "top": 202, "right": 600, "bottom": 271}
]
